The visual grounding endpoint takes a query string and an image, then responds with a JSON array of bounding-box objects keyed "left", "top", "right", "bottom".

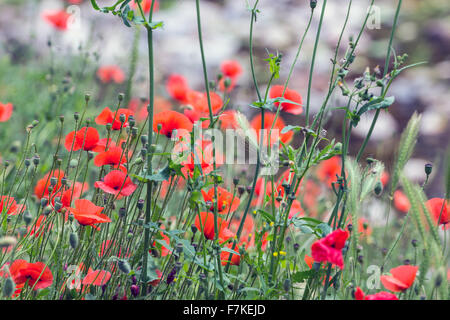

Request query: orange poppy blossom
[
  {"left": 34, "top": 169, "right": 66, "bottom": 200},
  {"left": 316, "top": 156, "right": 342, "bottom": 188},
  {"left": 393, "top": 190, "right": 411, "bottom": 214},
  {"left": 64, "top": 126, "right": 100, "bottom": 152},
  {"left": 201, "top": 186, "right": 240, "bottom": 214},
  {"left": 67, "top": 199, "right": 111, "bottom": 229},
  {"left": 269, "top": 85, "right": 303, "bottom": 115},
  {"left": 0, "top": 196, "right": 26, "bottom": 215},
  {"left": 166, "top": 74, "right": 191, "bottom": 104},
  {"left": 94, "top": 170, "right": 137, "bottom": 198},
  {"left": 9, "top": 259, "right": 53, "bottom": 290},
  {"left": 93, "top": 146, "right": 128, "bottom": 170},
  {"left": 82, "top": 269, "right": 112, "bottom": 286},
  {"left": 219, "top": 110, "right": 240, "bottom": 130},
  {"left": 176, "top": 139, "right": 219, "bottom": 178},
  {"left": 153, "top": 110, "right": 193, "bottom": 139},
  {"left": 96, "top": 65, "right": 125, "bottom": 84},
  {"left": 426, "top": 198, "right": 449, "bottom": 229},
  {"left": 380, "top": 265, "right": 419, "bottom": 292},
  {"left": 91, "top": 138, "right": 117, "bottom": 153},
  {"left": 0, "top": 102, "right": 13, "bottom": 122},
  {"left": 42, "top": 10, "right": 72, "bottom": 31},
  {"left": 95, "top": 107, "right": 134, "bottom": 130},
  {"left": 250, "top": 112, "right": 293, "bottom": 146},
  {"left": 50, "top": 181, "right": 89, "bottom": 213},
  {"left": 128, "top": 97, "right": 172, "bottom": 122}
]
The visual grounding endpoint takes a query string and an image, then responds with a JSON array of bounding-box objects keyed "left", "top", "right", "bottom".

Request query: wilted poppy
[
  {"left": 311, "top": 229, "right": 349, "bottom": 269},
  {"left": 380, "top": 265, "right": 418, "bottom": 292},
  {"left": 64, "top": 126, "right": 100, "bottom": 152},
  {"left": 94, "top": 170, "right": 137, "bottom": 197},
  {"left": 153, "top": 110, "right": 193, "bottom": 138},
  {"left": 97, "top": 66, "right": 125, "bottom": 84},
  {"left": 95, "top": 107, "right": 134, "bottom": 130},
  {"left": 269, "top": 85, "right": 303, "bottom": 115},
  {"left": 9, "top": 259, "right": 53, "bottom": 290},
  {"left": 202, "top": 187, "right": 240, "bottom": 214},
  {"left": 0, "top": 102, "right": 13, "bottom": 122}
]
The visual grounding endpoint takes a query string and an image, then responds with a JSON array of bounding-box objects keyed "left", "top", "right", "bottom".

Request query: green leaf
[
  {"left": 291, "top": 270, "right": 315, "bottom": 283},
  {"left": 148, "top": 21, "right": 164, "bottom": 30},
  {"left": 352, "top": 96, "right": 395, "bottom": 126}
]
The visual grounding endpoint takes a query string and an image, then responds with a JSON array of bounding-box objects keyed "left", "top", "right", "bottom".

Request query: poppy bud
[
  {"left": 283, "top": 279, "right": 291, "bottom": 292},
  {"left": 347, "top": 223, "right": 353, "bottom": 232},
  {"left": 137, "top": 199, "right": 144, "bottom": 210},
  {"left": 33, "top": 155, "right": 40, "bottom": 166},
  {"left": 41, "top": 198, "right": 49, "bottom": 207},
  {"left": 130, "top": 284, "right": 139, "bottom": 297},
  {"left": 424, "top": 163, "right": 432, "bottom": 176},
  {"left": 69, "top": 232, "right": 79, "bottom": 249},
  {"left": 140, "top": 148, "right": 147, "bottom": 158},
  {"left": 233, "top": 177, "right": 239, "bottom": 186},
  {"left": 131, "top": 127, "right": 138, "bottom": 137},
  {"left": 24, "top": 159, "right": 31, "bottom": 167},
  {"left": 106, "top": 123, "right": 112, "bottom": 131},
  {"left": 293, "top": 243, "right": 300, "bottom": 251},
  {"left": 3, "top": 278, "right": 14, "bottom": 298},
  {"left": 310, "top": 0, "right": 317, "bottom": 9},
  {"left": 119, "top": 113, "right": 126, "bottom": 124},
  {"left": 85, "top": 93, "right": 91, "bottom": 102},
  {"left": 237, "top": 186, "right": 245, "bottom": 196},
  {"left": 224, "top": 78, "right": 231, "bottom": 88},
  {"left": 23, "top": 211, "right": 32, "bottom": 225},
  {"left": 74, "top": 112, "right": 80, "bottom": 121},
  {"left": 118, "top": 93, "right": 125, "bottom": 101},
  {"left": 119, "top": 207, "right": 127, "bottom": 218},
  {"left": 374, "top": 181, "right": 383, "bottom": 196},
  {"left": 118, "top": 260, "right": 131, "bottom": 274}
]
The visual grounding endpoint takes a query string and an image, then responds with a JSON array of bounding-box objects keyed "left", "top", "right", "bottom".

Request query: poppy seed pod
[
  {"left": 69, "top": 232, "right": 79, "bottom": 249},
  {"left": 119, "top": 207, "right": 127, "bottom": 218},
  {"left": 43, "top": 205, "right": 53, "bottom": 216},
  {"left": 2, "top": 278, "right": 15, "bottom": 298},
  {"left": 69, "top": 159, "right": 78, "bottom": 168},
  {"left": 54, "top": 201, "right": 63, "bottom": 212},
  {"left": 310, "top": 0, "right": 317, "bottom": 9},
  {"left": 411, "top": 239, "right": 418, "bottom": 247},
  {"left": 424, "top": 163, "right": 432, "bottom": 176},
  {"left": 118, "top": 93, "right": 125, "bottom": 101},
  {"left": 24, "top": 158, "right": 31, "bottom": 167},
  {"left": 374, "top": 181, "right": 383, "bottom": 196},
  {"left": 137, "top": 199, "right": 144, "bottom": 210},
  {"left": 40, "top": 198, "right": 49, "bottom": 207},
  {"left": 74, "top": 112, "right": 80, "bottom": 121},
  {"left": 23, "top": 211, "right": 32, "bottom": 225},
  {"left": 33, "top": 155, "right": 40, "bottom": 166},
  {"left": 118, "top": 260, "right": 131, "bottom": 274},
  {"left": 119, "top": 113, "right": 126, "bottom": 123}
]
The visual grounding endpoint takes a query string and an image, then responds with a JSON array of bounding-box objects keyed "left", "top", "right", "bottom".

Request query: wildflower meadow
[{"left": 0, "top": 0, "right": 449, "bottom": 306}]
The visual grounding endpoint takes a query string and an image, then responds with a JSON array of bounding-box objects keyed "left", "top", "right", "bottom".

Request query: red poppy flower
[
  {"left": 64, "top": 127, "right": 100, "bottom": 152},
  {"left": 95, "top": 107, "right": 134, "bottom": 130},
  {"left": 58, "top": 182, "right": 89, "bottom": 210},
  {"left": 250, "top": 112, "right": 293, "bottom": 146},
  {"left": 153, "top": 110, "right": 193, "bottom": 138},
  {"left": 202, "top": 187, "right": 240, "bottom": 214},
  {"left": 219, "top": 110, "right": 240, "bottom": 129},
  {"left": 42, "top": 10, "right": 72, "bottom": 31},
  {"left": 194, "top": 212, "right": 234, "bottom": 242},
  {"left": 393, "top": 190, "right": 410, "bottom": 214},
  {"left": 311, "top": 229, "right": 349, "bottom": 269},
  {"left": 82, "top": 270, "right": 111, "bottom": 286},
  {"left": 220, "top": 243, "right": 241, "bottom": 266},
  {"left": 317, "top": 156, "right": 341, "bottom": 187},
  {"left": 220, "top": 60, "right": 242, "bottom": 79},
  {"left": 179, "top": 140, "right": 217, "bottom": 178},
  {"left": 94, "top": 170, "right": 137, "bottom": 197},
  {"left": 97, "top": 65, "right": 125, "bottom": 84},
  {"left": 357, "top": 218, "right": 372, "bottom": 238},
  {"left": 269, "top": 85, "right": 303, "bottom": 115},
  {"left": 426, "top": 198, "right": 449, "bottom": 228},
  {"left": 9, "top": 259, "right": 53, "bottom": 290},
  {"left": 67, "top": 199, "right": 111, "bottom": 228},
  {"left": 355, "top": 287, "right": 398, "bottom": 300},
  {"left": 0, "top": 102, "right": 13, "bottom": 122},
  {"left": 128, "top": 97, "right": 172, "bottom": 122},
  {"left": 185, "top": 90, "right": 223, "bottom": 118},
  {"left": 130, "top": 0, "right": 159, "bottom": 13},
  {"left": 166, "top": 74, "right": 190, "bottom": 104},
  {"left": 380, "top": 171, "right": 390, "bottom": 187},
  {"left": 0, "top": 196, "right": 26, "bottom": 215},
  {"left": 99, "top": 240, "right": 130, "bottom": 258},
  {"left": 380, "top": 265, "right": 419, "bottom": 292},
  {"left": 34, "top": 169, "right": 65, "bottom": 200},
  {"left": 94, "top": 146, "right": 127, "bottom": 168},
  {"left": 153, "top": 230, "right": 172, "bottom": 257}
]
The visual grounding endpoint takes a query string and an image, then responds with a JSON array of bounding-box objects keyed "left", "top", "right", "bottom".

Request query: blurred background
[{"left": 0, "top": 0, "right": 449, "bottom": 195}]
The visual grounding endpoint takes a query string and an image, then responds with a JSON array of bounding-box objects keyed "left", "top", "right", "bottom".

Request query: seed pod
[
  {"left": 3, "top": 278, "right": 15, "bottom": 297},
  {"left": 283, "top": 279, "right": 291, "bottom": 292},
  {"left": 23, "top": 211, "right": 32, "bottom": 225},
  {"left": 374, "top": 181, "right": 383, "bottom": 196},
  {"left": 118, "top": 260, "right": 131, "bottom": 274},
  {"left": 69, "top": 232, "right": 79, "bottom": 249},
  {"left": 424, "top": 163, "right": 432, "bottom": 176}
]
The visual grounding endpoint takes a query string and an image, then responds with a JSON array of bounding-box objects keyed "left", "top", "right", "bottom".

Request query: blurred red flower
[
  {"left": 94, "top": 146, "right": 128, "bottom": 169},
  {"left": 393, "top": 190, "right": 411, "bottom": 214},
  {"left": 97, "top": 65, "right": 125, "bottom": 84},
  {"left": 83, "top": 270, "right": 111, "bottom": 286},
  {"left": 10, "top": 259, "right": 53, "bottom": 290},
  {"left": 380, "top": 265, "right": 418, "bottom": 292},
  {"left": 42, "top": 10, "right": 72, "bottom": 31},
  {"left": 64, "top": 126, "right": 100, "bottom": 151},
  {"left": 311, "top": 229, "right": 348, "bottom": 269},
  {"left": 202, "top": 187, "right": 240, "bottom": 214},
  {"left": 194, "top": 211, "right": 234, "bottom": 242},
  {"left": 426, "top": 198, "right": 449, "bottom": 229},
  {"left": 153, "top": 110, "right": 193, "bottom": 138},
  {"left": 269, "top": 85, "right": 303, "bottom": 115},
  {"left": 317, "top": 156, "right": 341, "bottom": 187},
  {"left": 95, "top": 170, "right": 137, "bottom": 197},
  {"left": 95, "top": 107, "right": 134, "bottom": 130},
  {"left": 0, "top": 196, "right": 26, "bottom": 215},
  {"left": 0, "top": 102, "right": 13, "bottom": 122},
  {"left": 354, "top": 287, "right": 398, "bottom": 300},
  {"left": 250, "top": 112, "right": 293, "bottom": 146},
  {"left": 166, "top": 74, "right": 190, "bottom": 104},
  {"left": 34, "top": 169, "right": 65, "bottom": 200},
  {"left": 131, "top": 0, "right": 159, "bottom": 13}
]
